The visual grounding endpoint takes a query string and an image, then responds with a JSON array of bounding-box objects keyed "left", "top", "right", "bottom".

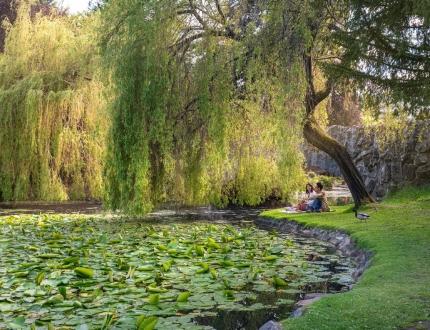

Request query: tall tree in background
[
  {"left": 317, "top": 0, "right": 429, "bottom": 203},
  {"left": 329, "top": 0, "right": 430, "bottom": 118}
]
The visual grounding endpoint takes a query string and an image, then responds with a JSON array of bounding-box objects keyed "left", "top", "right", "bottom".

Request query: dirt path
[{"left": 326, "top": 184, "right": 352, "bottom": 198}]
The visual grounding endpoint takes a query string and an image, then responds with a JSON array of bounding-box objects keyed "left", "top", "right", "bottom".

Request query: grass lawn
[{"left": 261, "top": 186, "right": 430, "bottom": 330}]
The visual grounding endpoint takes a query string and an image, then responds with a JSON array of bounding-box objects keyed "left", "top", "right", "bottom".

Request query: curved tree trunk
[
  {"left": 303, "top": 117, "right": 375, "bottom": 207},
  {"left": 301, "top": 52, "right": 374, "bottom": 208}
]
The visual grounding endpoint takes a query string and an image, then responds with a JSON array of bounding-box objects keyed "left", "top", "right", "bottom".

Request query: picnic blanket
[{"left": 282, "top": 207, "right": 335, "bottom": 214}]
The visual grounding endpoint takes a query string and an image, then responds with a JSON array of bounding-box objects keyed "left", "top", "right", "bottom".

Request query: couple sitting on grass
[{"left": 297, "top": 182, "right": 330, "bottom": 212}]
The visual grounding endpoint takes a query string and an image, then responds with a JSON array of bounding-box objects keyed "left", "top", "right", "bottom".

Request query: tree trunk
[{"left": 303, "top": 117, "right": 375, "bottom": 207}]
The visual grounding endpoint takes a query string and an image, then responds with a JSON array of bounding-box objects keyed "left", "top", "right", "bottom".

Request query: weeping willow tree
[
  {"left": 0, "top": 2, "right": 106, "bottom": 201},
  {"left": 100, "top": 0, "right": 306, "bottom": 214},
  {"left": 160, "top": 0, "right": 375, "bottom": 207}
]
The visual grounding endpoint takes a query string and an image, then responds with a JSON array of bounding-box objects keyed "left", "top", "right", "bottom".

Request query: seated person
[
  {"left": 297, "top": 183, "right": 314, "bottom": 211},
  {"left": 307, "top": 182, "right": 330, "bottom": 212}
]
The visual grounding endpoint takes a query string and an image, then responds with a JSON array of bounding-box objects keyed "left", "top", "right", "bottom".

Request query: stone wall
[{"left": 303, "top": 121, "right": 430, "bottom": 198}]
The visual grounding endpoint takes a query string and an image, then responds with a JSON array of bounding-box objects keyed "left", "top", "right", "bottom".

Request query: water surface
[{"left": 0, "top": 211, "right": 356, "bottom": 329}]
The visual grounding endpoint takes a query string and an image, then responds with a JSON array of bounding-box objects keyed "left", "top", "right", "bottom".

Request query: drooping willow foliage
[
  {"left": 101, "top": 0, "right": 307, "bottom": 214},
  {"left": 0, "top": 3, "right": 106, "bottom": 201}
]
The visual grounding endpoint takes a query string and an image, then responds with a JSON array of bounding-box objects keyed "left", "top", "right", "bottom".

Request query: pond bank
[
  {"left": 261, "top": 186, "right": 430, "bottom": 330},
  {"left": 254, "top": 216, "right": 372, "bottom": 329},
  {"left": 254, "top": 217, "right": 372, "bottom": 282}
]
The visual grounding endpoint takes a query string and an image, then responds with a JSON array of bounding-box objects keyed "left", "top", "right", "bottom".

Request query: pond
[{"left": 0, "top": 212, "right": 356, "bottom": 329}]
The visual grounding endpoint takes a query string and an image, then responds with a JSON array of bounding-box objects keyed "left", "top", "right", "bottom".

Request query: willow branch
[
  {"left": 171, "top": 27, "right": 239, "bottom": 54},
  {"left": 188, "top": 0, "right": 207, "bottom": 29},
  {"left": 215, "top": 0, "right": 226, "bottom": 23}
]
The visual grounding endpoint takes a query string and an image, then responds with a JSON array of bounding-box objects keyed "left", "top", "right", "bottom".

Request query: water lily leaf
[
  {"left": 270, "top": 246, "right": 284, "bottom": 254},
  {"left": 58, "top": 286, "right": 67, "bottom": 299},
  {"left": 176, "top": 291, "right": 191, "bottom": 302},
  {"left": 75, "top": 325, "right": 90, "bottom": 330},
  {"left": 110, "top": 239, "right": 121, "bottom": 244},
  {"left": 136, "top": 315, "right": 146, "bottom": 327},
  {"left": 162, "top": 260, "right": 172, "bottom": 272},
  {"left": 221, "top": 236, "right": 234, "bottom": 243},
  {"left": 195, "top": 246, "right": 205, "bottom": 257},
  {"left": 156, "top": 244, "right": 167, "bottom": 251},
  {"left": 196, "top": 262, "right": 209, "bottom": 274},
  {"left": 138, "top": 316, "right": 158, "bottom": 330},
  {"left": 38, "top": 253, "right": 60, "bottom": 259},
  {"left": 74, "top": 267, "right": 94, "bottom": 278},
  {"left": 207, "top": 238, "right": 221, "bottom": 249},
  {"left": 220, "top": 259, "right": 234, "bottom": 267},
  {"left": 73, "top": 300, "right": 85, "bottom": 308},
  {"left": 147, "top": 286, "right": 168, "bottom": 293},
  {"left": 223, "top": 290, "right": 235, "bottom": 299},
  {"left": 8, "top": 316, "right": 25, "bottom": 329},
  {"left": 71, "top": 279, "right": 98, "bottom": 287},
  {"left": 8, "top": 270, "right": 29, "bottom": 277},
  {"left": 272, "top": 276, "right": 288, "bottom": 288},
  {"left": 63, "top": 256, "right": 79, "bottom": 265},
  {"left": 146, "top": 294, "right": 160, "bottom": 305},
  {"left": 43, "top": 294, "right": 64, "bottom": 306},
  {"left": 35, "top": 271, "right": 45, "bottom": 285},
  {"left": 209, "top": 268, "right": 218, "bottom": 280},
  {"left": 235, "top": 262, "right": 250, "bottom": 268}
]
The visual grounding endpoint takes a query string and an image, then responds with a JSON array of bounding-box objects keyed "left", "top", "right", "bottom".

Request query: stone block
[
  {"left": 354, "top": 149, "right": 373, "bottom": 163},
  {"left": 405, "top": 137, "right": 417, "bottom": 153},
  {"left": 390, "top": 162, "right": 402, "bottom": 183},
  {"left": 373, "top": 185, "right": 386, "bottom": 198},
  {"left": 416, "top": 164, "right": 430, "bottom": 182},
  {"left": 416, "top": 134, "right": 430, "bottom": 153},
  {"left": 364, "top": 178, "right": 376, "bottom": 193},
  {"left": 401, "top": 146, "right": 415, "bottom": 163},
  {"left": 379, "top": 163, "right": 391, "bottom": 182},
  {"left": 402, "top": 164, "right": 416, "bottom": 181},
  {"left": 415, "top": 153, "right": 430, "bottom": 166},
  {"left": 259, "top": 320, "right": 283, "bottom": 330}
]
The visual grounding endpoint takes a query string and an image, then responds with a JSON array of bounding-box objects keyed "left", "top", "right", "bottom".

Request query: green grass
[{"left": 261, "top": 186, "right": 430, "bottom": 330}]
